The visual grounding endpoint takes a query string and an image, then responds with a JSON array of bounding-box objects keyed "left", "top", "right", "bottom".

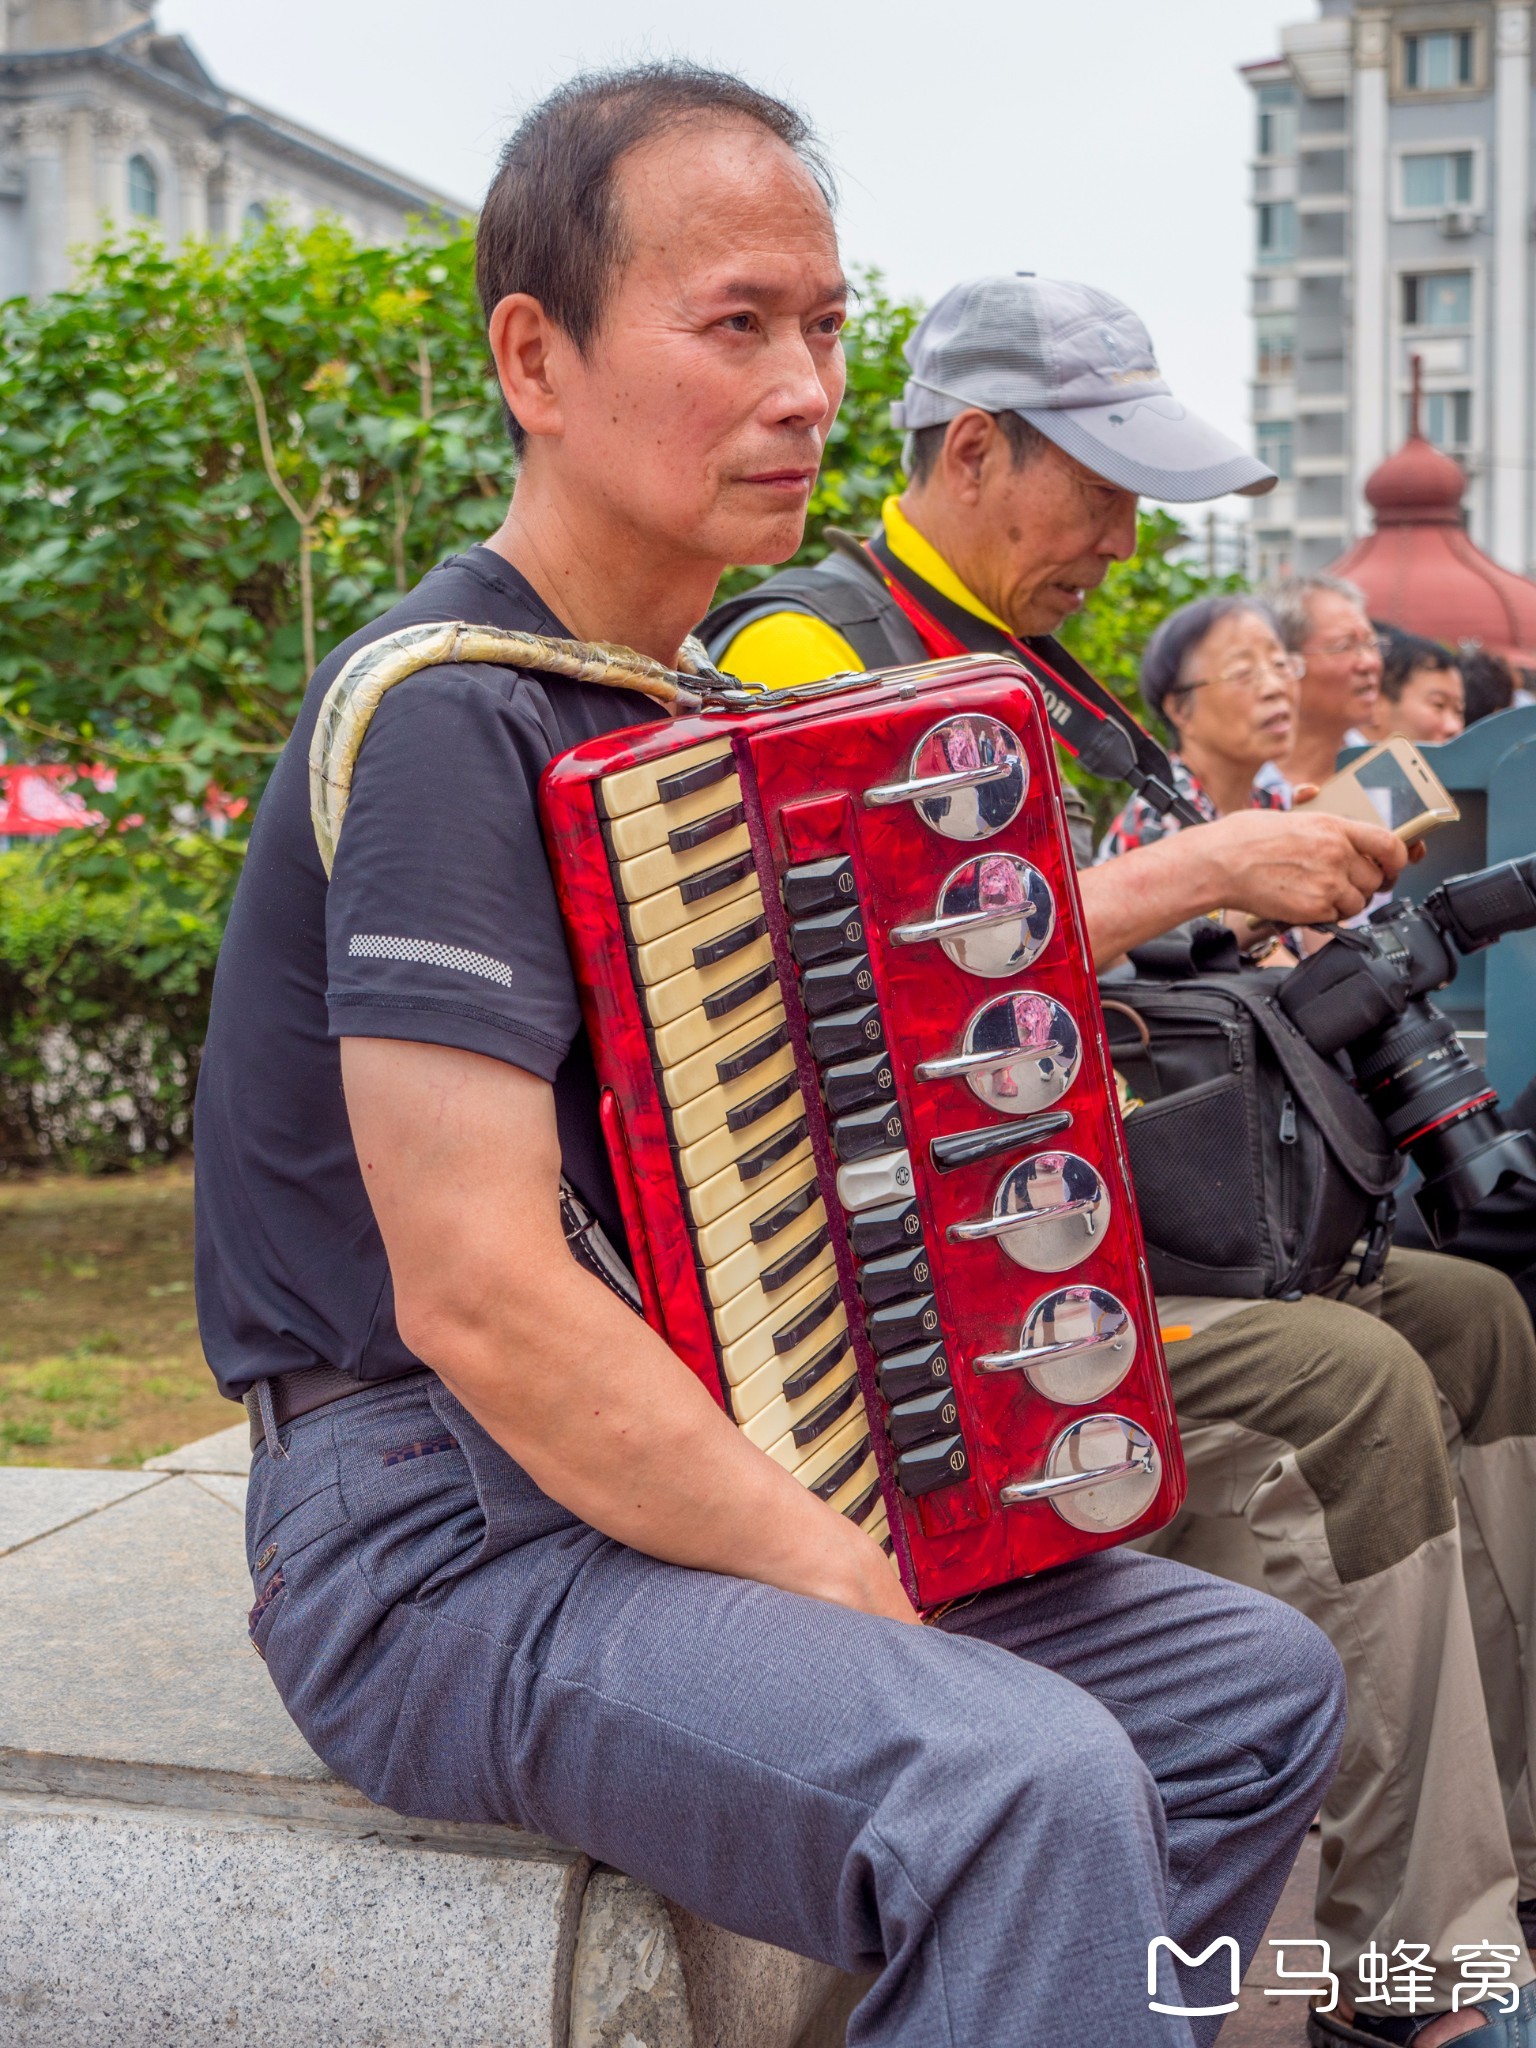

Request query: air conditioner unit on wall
[{"left": 1440, "top": 208, "right": 1478, "bottom": 238}]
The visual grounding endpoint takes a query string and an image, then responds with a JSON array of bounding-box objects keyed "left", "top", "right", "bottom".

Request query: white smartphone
[{"left": 1297, "top": 738, "right": 1461, "bottom": 845}]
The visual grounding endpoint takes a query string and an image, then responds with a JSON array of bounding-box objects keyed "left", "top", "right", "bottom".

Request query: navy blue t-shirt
[{"left": 193, "top": 547, "right": 658, "bottom": 1399}]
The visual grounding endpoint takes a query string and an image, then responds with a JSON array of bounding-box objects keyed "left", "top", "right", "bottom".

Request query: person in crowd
[
  {"left": 191, "top": 73, "right": 1348, "bottom": 2048},
  {"left": 1268, "top": 575, "right": 1385, "bottom": 786},
  {"left": 1457, "top": 645, "right": 1517, "bottom": 728},
  {"left": 1364, "top": 631, "right": 1465, "bottom": 748},
  {"left": 709, "top": 275, "right": 1536, "bottom": 2045},
  {"left": 709, "top": 274, "right": 1407, "bottom": 950},
  {"left": 1099, "top": 595, "right": 1297, "bottom": 858}
]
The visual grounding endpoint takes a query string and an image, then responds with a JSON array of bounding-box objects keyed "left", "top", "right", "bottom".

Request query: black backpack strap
[
  {"left": 1220, "top": 979, "right": 1402, "bottom": 1197},
  {"left": 702, "top": 540, "right": 927, "bottom": 673}
]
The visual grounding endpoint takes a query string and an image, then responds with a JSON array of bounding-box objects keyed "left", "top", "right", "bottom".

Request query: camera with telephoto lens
[{"left": 1276, "top": 856, "right": 1536, "bottom": 1248}]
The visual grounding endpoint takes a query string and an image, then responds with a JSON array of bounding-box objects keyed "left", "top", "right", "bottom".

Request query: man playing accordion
[{"left": 195, "top": 65, "right": 1346, "bottom": 2044}]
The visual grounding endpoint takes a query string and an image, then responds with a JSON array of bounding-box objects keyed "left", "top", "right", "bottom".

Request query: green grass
[{"left": 0, "top": 1165, "right": 235, "bottom": 1467}]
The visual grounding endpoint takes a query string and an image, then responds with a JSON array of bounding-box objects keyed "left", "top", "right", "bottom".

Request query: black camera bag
[{"left": 1101, "top": 956, "right": 1402, "bottom": 1299}]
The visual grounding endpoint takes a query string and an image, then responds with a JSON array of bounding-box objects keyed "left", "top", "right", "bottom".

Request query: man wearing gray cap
[
  {"left": 708, "top": 272, "right": 1404, "bottom": 940},
  {"left": 710, "top": 273, "right": 1536, "bottom": 2048}
]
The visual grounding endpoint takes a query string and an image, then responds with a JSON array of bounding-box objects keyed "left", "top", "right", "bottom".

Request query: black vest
[{"left": 702, "top": 539, "right": 927, "bottom": 673}]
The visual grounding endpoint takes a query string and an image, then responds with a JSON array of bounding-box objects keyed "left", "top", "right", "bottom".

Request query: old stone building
[{"left": 0, "top": 0, "right": 466, "bottom": 300}]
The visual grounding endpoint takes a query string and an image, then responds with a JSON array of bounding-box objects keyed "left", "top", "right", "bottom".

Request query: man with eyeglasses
[
  {"left": 709, "top": 275, "right": 1536, "bottom": 2046},
  {"left": 1268, "top": 575, "right": 1386, "bottom": 792}
]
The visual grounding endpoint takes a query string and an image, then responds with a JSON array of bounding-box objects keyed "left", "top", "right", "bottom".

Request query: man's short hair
[
  {"left": 1458, "top": 644, "right": 1517, "bottom": 725},
  {"left": 1262, "top": 574, "right": 1368, "bottom": 654},
  {"left": 1380, "top": 630, "right": 1458, "bottom": 702},
  {"left": 905, "top": 410, "right": 1051, "bottom": 487},
  {"left": 477, "top": 63, "right": 831, "bottom": 453}
]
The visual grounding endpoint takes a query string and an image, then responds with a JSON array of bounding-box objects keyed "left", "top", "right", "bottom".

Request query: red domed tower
[{"left": 1329, "top": 362, "right": 1536, "bottom": 667}]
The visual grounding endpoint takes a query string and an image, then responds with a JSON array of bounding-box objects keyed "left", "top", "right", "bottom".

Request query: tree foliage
[
  {"left": 0, "top": 224, "right": 1243, "bottom": 1164},
  {"left": 0, "top": 836, "right": 228, "bottom": 1168},
  {"left": 0, "top": 218, "right": 506, "bottom": 835}
]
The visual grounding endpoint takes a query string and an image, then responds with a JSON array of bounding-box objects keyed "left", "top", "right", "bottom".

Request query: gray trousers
[{"left": 245, "top": 1370, "right": 1345, "bottom": 2047}]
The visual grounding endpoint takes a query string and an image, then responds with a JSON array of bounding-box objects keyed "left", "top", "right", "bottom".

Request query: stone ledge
[
  {"left": 0, "top": 1459, "right": 857, "bottom": 2046},
  {"left": 143, "top": 1421, "right": 249, "bottom": 1474}
]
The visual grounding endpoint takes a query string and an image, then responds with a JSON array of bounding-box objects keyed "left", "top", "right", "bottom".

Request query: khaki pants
[{"left": 1146, "top": 1248, "right": 1536, "bottom": 1999}]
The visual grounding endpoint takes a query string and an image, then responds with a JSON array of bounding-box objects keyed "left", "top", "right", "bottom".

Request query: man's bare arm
[
  {"left": 1078, "top": 808, "right": 1408, "bottom": 966},
  {"left": 340, "top": 1036, "right": 916, "bottom": 1625}
]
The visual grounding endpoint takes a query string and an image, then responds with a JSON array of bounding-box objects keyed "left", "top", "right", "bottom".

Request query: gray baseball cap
[{"left": 892, "top": 273, "right": 1277, "bottom": 501}]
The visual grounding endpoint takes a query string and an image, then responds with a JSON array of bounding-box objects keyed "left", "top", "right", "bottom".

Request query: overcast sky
[{"left": 157, "top": 0, "right": 1301, "bottom": 451}]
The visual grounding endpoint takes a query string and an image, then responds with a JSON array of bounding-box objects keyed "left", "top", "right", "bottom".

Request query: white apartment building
[
  {"left": 0, "top": 0, "right": 465, "bottom": 302},
  {"left": 1245, "top": 0, "right": 1536, "bottom": 580}
]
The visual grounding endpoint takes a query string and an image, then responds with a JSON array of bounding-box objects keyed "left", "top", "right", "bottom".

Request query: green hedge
[{"left": 0, "top": 837, "right": 233, "bottom": 1170}]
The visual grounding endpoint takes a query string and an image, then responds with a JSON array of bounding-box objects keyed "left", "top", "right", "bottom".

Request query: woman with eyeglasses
[{"left": 1099, "top": 594, "right": 1300, "bottom": 858}]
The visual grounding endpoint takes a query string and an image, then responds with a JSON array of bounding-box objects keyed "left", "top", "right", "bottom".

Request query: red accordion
[{"left": 540, "top": 656, "right": 1185, "bottom": 1609}]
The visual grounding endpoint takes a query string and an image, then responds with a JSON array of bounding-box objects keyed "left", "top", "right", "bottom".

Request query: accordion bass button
[
  {"left": 808, "top": 1002, "right": 885, "bottom": 1062},
  {"left": 835, "top": 1149, "right": 914, "bottom": 1214},
  {"left": 877, "top": 1341, "right": 951, "bottom": 1402},
  {"left": 894, "top": 1433, "right": 971, "bottom": 1497},
  {"left": 820, "top": 1050, "right": 896, "bottom": 1115},
  {"left": 859, "top": 1242, "right": 933, "bottom": 1307},
  {"left": 801, "top": 957, "right": 879, "bottom": 1021},
  {"left": 866, "top": 1294, "right": 942, "bottom": 1356},
  {"left": 846, "top": 1196, "right": 922, "bottom": 1259},
  {"left": 790, "top": 906, "right": 867, "bottom": 967},
  {"left": 781, "top": 856, "right": 856, "bottom": 917},
  {"left": 886, "top": 1384, "right": 960, "bottom": 1449},
  {"left": 832, "top": 1102, "right": 906, "bottom": 1163}
]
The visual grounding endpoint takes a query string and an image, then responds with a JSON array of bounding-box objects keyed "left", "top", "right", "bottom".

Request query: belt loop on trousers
[{"left": 253, "top": 1378, "right": 289, "bottom": 1462}]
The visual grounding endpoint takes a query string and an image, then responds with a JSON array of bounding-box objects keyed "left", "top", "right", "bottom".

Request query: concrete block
[
  {"left": 0, "top": 1467, "right": 164, "bottom": 1557},
  {"left": 0, "top": 1471, "right": 321, "bottom": 1783},
  {"left": 185, "top": 1471, "right": 247, "bottom": 1516},
  {"left": 570, "top": 1871, "right": 848, "bottom": 2048},
  {"left": 0, "top": 1791, "right": 589, "bottom": 2048},
  {"left": 0, "top": 1451, "right": 858, "bottom": 2047},
  {"left": 143, "top": 1421, "right": 249, "bottom": 1474}
]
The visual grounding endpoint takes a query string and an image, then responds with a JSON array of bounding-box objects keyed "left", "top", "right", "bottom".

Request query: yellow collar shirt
[{"left": 715, "top": 497, "right": 1009, "bottom": 689}]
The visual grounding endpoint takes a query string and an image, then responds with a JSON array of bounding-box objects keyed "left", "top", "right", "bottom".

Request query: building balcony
[
  {"left": 1297, "top": 193, "right": 1349, "bottom": 214},
  {"left": 1281, "top": 17, "right": 1352, "bottom": 96},
  {"left": 1296, "top": 455, "right": 1349, "bottom": 477},
  {"left": 1252, "top": 381, "right": 1298, "bottom": 417}
]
